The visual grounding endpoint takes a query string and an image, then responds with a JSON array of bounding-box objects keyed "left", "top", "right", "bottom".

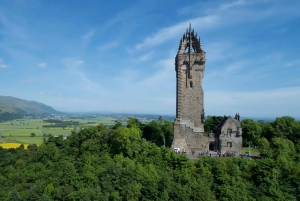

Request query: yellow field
[{"left": 0, "top": 143, "right": 28, "bottom": 149}]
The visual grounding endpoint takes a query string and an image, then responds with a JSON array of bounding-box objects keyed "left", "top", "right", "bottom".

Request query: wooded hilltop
[{"left": 1, "top": 116, "right": 300, "bottom": 200}]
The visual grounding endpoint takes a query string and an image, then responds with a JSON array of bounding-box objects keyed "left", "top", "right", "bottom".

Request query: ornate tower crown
[{"left": 178, "top": 23, "right": 203, "bottom": 54}]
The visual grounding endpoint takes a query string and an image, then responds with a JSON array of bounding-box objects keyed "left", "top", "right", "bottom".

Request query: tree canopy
[{"left": 0, "top": 116, "right": 300, "bottom": 200}]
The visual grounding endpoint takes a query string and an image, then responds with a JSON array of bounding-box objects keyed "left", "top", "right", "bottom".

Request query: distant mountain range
[{"left": 0, "top": 96, "right": 60, "bottom": 115}]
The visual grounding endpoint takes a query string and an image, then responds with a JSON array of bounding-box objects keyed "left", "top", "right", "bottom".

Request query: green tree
[
  {"left": 161, "top": 120, "right": 174, "bottom": 143},
  {"left": 127, "top": 118, "right": 142, "bottom": 130},
  {"left": 31, "top": 132, "right": 36, "bottom": 137},
  {"left": 241, "top": 119, "right": 262, "bottom": 146},
  {"left": 258, "top": 137, "right": 272, "bottom": 158},
  {"left": 204, "top": 116, "right": 223, "bottom": 134},
  {"left": 273, "top": 116, "right": 300, "bottom": 143},
  {"left": 143, "top": 120, "right": 164, "bottom": 142},
  {"left": 6, "top": 189, "right": 21, "bottom": 201},
  {"left": 262, "top": 116, "right": 300, "bottom": 145},
  {"left": 142, "top": 119, "right": 173, "bottom": 146},
  {"left": 112, "top": 120, "right": 123, "bottom": 130}
]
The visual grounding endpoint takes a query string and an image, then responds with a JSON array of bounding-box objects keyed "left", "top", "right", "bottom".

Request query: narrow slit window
[{"left": 189, "top": 81, "right": 193, "bottom": 88}]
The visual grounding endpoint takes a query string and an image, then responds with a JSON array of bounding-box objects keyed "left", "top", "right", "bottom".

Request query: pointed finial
[
  {"left": 189, "top": 23, "right": 191, "bottom": 31},
  {"left": 199, "top": 37, "right": 202, "bottom": 49}
]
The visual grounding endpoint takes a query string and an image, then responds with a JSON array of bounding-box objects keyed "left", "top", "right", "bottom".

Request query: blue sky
[{"left": 0, "top": 0, "right": 300, "bottom": 118}]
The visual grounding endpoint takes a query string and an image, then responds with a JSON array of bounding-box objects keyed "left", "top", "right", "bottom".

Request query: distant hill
[{"left": 0, "top": 96, "right": 60, "bottom": 116}]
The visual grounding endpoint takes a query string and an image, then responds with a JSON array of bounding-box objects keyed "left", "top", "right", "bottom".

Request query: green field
[
  {"left": 242, "top": 147, "right": 260, "bottom": 155},
  {"left": 0, "top": 137, "right": 44, "bottom": 144},
  {"left": 0, "top": 117, "right": 119, "bottom": 145}
]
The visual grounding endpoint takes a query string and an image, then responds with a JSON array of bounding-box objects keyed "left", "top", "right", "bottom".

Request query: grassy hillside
[{"left": 0, "top": 96, "right": 59, "bottom": 115}]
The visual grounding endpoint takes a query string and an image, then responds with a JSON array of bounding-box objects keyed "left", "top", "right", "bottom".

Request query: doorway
[{"left": 209, "top": 142, "right": 215, "bottom": 151}]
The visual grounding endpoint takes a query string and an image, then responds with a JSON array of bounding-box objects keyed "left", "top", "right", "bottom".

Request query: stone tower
[{"left": 171, "top": 24, "right": 207, "bottom": 152}]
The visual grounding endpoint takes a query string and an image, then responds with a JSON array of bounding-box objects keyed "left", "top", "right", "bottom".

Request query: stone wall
[
  {"left": 172, "top": 119, "right": 211, "bottom": 152},
  {"left": 216, "top": 117, "right": 243, "bottom": 154},
  {"left": 176, "top": 53, "right": 205, "bottom": 127}
]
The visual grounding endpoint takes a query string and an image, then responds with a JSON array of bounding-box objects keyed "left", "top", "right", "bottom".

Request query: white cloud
[
  {"left": 134, "top": 0, "right": 297, "bottom": 52},
  {"left": 135, "top": 0, "right": 251, "bottom": 50},
  {"left": 205, "top": 59, "right": 249, "bottom": 82},
  {"left": 81, "top": 29, "right": 95, "bottom": 49},
  {"left": 141, "top": 58, "right": 174, "bottom": 87},
  {"left": 75, "top": 60, "right": 84, "bottom": 65},
  {"left": 98, "top": 41, "right": 118, "bottom": 51},
  {"left": 38, "top": 63, "right": 46, "bottom": 67},
  {"left": 135, "top": 15, "right": 218, "bottom": 50},
  {"left": 0, "top": 58, "right": 8, "bottom": 68},
  {"left": 224, "top": 61, "right": 248, "bottom": 75},
  {"left": 286, "top": 60, "right": 300, "bottom": 68},
  {"left": 131, "top": 52, "right": 153, "bottom": 63},
  {"left": 82, "top": 28, "right": 95, "bottom": 40},
  {"left": 205, "top": 87, "right": 300, "bottom": 117},
  {"left": 219, "top": 0, "right": 246, "bottom": 11},
  {"left": 205, "top": 41, "right": 234, "bottom": 63},
  {"left": 178, "top": 0, "right": 246, "bottom": 15},
  {"left": 61, "top": 58, "right": 105, "bottom": 94}
]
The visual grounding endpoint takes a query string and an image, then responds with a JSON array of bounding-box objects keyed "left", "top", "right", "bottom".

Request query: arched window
[{"left": 189, "top": 81, "right": 193, "bottom": 88}]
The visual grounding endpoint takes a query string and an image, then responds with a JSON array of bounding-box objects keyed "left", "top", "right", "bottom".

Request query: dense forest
[
  {"left": 1, "top": 116, "right": 300, "bottom": 200},
  {"left": 42, "top": 120, "right": 81, "bottom": 128},
  {"left": 0, "top": 112, "right": 23, "bottom": 122}
]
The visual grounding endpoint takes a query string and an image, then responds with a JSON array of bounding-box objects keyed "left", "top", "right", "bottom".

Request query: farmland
[
  {"left": 0, "top": 143, "right": 29, "bottom": 149},
  {"left": 0, "top": 116, "right": 122, "bottom": 146},
  {"left": 0, "top": 114, "right": 171, "bottom": 148}
]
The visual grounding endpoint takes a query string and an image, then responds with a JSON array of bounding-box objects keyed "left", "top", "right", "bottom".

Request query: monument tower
[
  {"left": 171, "top": 24, "right": 243, "bottom": 155},
  {"left": 171, "top": 24, "right": 207, "bottom": 152}
]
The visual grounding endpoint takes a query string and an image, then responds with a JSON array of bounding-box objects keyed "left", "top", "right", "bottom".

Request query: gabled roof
[
  {"left": 217, "top": 116, "right": 229, "bottom": 129},
  {"left": 217, "top": 115, "right": 241, "bottom": 129}
]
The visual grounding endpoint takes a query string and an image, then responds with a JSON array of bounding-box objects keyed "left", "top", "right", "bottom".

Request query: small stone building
[{"left": 213, "top": 113, "right": 243, "bottom": 154}]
